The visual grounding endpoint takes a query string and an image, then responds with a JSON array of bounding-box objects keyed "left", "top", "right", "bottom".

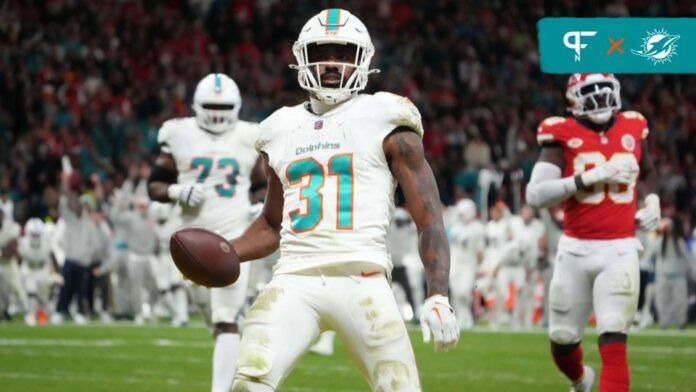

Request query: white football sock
[
  {"left": 27, "top": 295, "right": 39, "bottom": 316},
  {"left": 172, "top": 287, "right": 188, "bottom": 325},
  {"left": 212, "top": 333, "right": 239, "bottom": 392},
  {"left": 161, "top": 290, "right": 174, "bottom": 317}
]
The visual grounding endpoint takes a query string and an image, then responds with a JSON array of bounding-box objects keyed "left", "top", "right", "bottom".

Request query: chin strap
[
  {"left": 309, "top": 97, "right": 337, "bottom": 115},
  {"left": 309, "top": 96, "right": 355, "bottom": 115}
]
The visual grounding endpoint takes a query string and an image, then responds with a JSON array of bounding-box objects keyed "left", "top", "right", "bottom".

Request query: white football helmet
[
  {"left": 192, "top": 73, "right": 242, "bottom": 134},
  {"left": 455, "top": 199, "right": 477, "bottom": 223},
  {"left": 566, "top": 73, "right": 621, "bottom": 124},
  {"left": 291, "top": 9, "right": 379, "bottom": 104},
  {"left": 25, "top": 218, "right": 44, "bottom": 246}
]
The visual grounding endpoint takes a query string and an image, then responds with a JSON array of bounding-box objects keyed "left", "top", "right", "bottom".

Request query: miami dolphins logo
[{"left": 631, "top": 29, "right": 680, "bottom": 65}]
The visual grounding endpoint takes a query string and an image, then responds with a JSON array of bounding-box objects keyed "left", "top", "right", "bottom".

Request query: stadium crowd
[{"left": 1, "top": 0, "right": 695, "bottom": 327}]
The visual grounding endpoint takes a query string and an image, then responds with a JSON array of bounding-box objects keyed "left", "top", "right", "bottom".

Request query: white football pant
[
  {"left": 232, "top": 263, "right": 420, "bottom": 391},
  {"left": 548, "top": 236, "right": 640, "bottom": 344},
  {"left": 210, "top": 262, "right": 249, "bottom": 324}
]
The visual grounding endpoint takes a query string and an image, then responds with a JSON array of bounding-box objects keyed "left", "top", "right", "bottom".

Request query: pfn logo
[{"left": 563, "top": 31, "right": 597, "bottom": 61}]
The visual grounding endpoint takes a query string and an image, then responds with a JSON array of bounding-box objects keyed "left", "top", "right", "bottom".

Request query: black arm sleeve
[{"left": 148, "top": 164, "right": 178, "bottom": 185}]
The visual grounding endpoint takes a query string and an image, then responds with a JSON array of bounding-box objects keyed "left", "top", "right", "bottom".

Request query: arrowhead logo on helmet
[{"left": 290, "top": 9, "right": 380, "bottom": 105}]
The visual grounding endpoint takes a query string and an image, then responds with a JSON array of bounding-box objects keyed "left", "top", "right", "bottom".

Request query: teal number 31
[
  {"left": 191, "top": 157, "right": 239, "bottom": 197},
  {"left": 286, "top": 154, "right": 354, "bottom": 233}
]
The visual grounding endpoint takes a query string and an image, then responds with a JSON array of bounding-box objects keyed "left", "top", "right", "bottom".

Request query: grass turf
[{"left": 0, "top": 322, "right": 694, "bottom": 391}]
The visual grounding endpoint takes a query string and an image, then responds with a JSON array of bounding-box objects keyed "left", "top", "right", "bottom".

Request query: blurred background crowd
[{"left": 0, "top": 0, "right": 694, "bottom": 328}]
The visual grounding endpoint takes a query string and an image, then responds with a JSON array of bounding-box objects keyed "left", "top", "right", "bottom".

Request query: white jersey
[
  {"left": 154, "top": 208, "right": 183, "bottom": 257},
  {"left": 386, "top": 208, "right": 418, "bottom": 267},
  {"left": 509, "top": 216, "right": 546, "bottom": 268},
  {"left": 450, "top": 220, "right": 486, "bottom": 268},
  {"left": 482, "top": 217, "right": 517, "bottom": 271},
  {"left": 257, "top": 92, "right": 424, "bottom": 274},
  {"left": 158, "top": 117, "right": 260, "bottom": 238},
  {"left": 18, "top": 236, "right": 53, "bottom": 270},
  {"left": 486, "top": 218, "right": 513, "bottom": 248},
  {"left": 442, "top": 205, "right": 460, "bottom": 231},
  {"left": 0, "top": 219, "right": 20, "bottom": 263}
]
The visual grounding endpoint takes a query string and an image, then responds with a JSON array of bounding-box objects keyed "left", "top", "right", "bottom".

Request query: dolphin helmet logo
[{"left": 632, "top": 29, "right": 680, "bottom": 65}]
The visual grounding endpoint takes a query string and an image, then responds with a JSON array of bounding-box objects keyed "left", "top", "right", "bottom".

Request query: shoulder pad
[
  {"left": 536, "top": 116, "right": 570, "bottom": 146},
  {"left": 619, "top": 111, "right": 649, "bottom": 139},
  {"left": 374, "top": 92, "right": 424, "bottom": 137},
  {"left": 620, "top": 111, "right": 645, "bottom": 121},
  {"left": 256, "top": 106, "right": 295, "bottom": 153},
  {"left": 157, "top": 118, "right": 191, "bottom": 154},
  {"left": 235, "top": 120, "right": 261, "bottom": 149}
]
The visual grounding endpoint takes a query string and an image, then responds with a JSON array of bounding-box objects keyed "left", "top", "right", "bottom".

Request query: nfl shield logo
[{"left": 314, "top": 120, "right": 323, "bottom": 130}]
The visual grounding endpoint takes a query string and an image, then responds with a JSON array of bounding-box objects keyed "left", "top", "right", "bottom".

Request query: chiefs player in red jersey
[{"left": 526, "top": 73, "right": 660, "bottom": 392}]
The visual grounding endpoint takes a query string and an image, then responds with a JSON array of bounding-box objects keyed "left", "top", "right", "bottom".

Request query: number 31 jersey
[
  {"left": 257, "top": 92, "right": 424, "bottom": 274},
  {"left": 158, "top": 117, "right": 259, "bottom": 238},
  {"left": 536, "top": 112, "right": 648, "bottom": 240}
]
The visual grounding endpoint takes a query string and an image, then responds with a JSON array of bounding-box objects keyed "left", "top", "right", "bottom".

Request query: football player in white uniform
[
  {"left": 18, "top": 218, "right": 58, "bottom": 326},
  {"left": 482, "top": 201, "right": 515, "bottom": 326},
  {"left": 148, "top": 73, "right": 263, "bottom": 392},
  {"left": 449, "top": 199, "right": 485, "bottom": 329},
  {"left": 227, "top": 9, "right": 458, "bottom": 391},
  {"left": 150, "top": 202, "right": 188, "bottom": 327},
  {"left": 386, "top": 207, "right": 420, "bottom": 321},
  {"left": 0, "top": 208, "right": 21, "bottom": 320},
  {"left": 509, "top": 205, "right": 546, "bottom": 328}
]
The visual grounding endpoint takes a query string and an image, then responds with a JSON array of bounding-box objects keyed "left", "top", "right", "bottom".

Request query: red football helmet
[{"left": 566, "top": 73, "right": 621, "bottom": 124}]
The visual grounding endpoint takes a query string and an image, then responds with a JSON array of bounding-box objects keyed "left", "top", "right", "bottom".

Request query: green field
[{"left": 0, "top": 322, "right": 694, "bottom": 391}]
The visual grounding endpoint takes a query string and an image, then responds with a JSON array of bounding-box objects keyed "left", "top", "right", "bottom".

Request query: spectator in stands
[
  {"left": 652, "top": 218, "right": 693, "bottom": 329},
  {"left": 52, "top": 157, "right": 98, "bottom": 324}
]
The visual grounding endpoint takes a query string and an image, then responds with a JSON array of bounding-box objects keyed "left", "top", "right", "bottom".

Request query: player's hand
[
  {"left": 635, "top": 194, "right": 660, "bottom": 232},
  {"left": 420, "top": 294, "right": 459, "bottom": 353},
  {"left": 168, "top": 184, "right": 205, "bottom": 208},
  {"left": 581, "top": 160, "right": 637, "bottom": 186}
]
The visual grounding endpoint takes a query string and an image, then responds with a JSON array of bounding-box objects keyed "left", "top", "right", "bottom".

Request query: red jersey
[{"left": 536, "top": 112, "right": 649, "bottom": 240}]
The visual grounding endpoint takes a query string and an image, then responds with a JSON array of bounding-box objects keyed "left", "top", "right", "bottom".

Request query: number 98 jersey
[
  {"left": 257, "top": 92, "right": 424, "bottom": 274},
  {"left": 157, "top": 117, "right": 260, "bottom": 238},
  {"left": 536, "top": 112, "right": 649, "bottom": 240}
]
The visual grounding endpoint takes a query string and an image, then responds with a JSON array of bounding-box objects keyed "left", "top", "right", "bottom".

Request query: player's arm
[
  {"left": 90, "top": 173, "right": 104, "bottom": 203},
  {"left": 474, "top": 234, "right": 484, "bottom": 265},
  {"left": 230, "top": 153, "right": 282, "bottom": 262},
  {"left": 525, "top": 145, "right": 579, "bottom": 209},
  {"left": 147, "top": 152, "right": 179, "bottom": 202},
  {"left": 249, "top": 156, "right": 268, "bottom": 204},
  {"left": 147, "top": 125, "right": 205, "bottom": 208},
  {"left": 1, "top": 238, "right": 18, "bottom": 260},
  {"left": 384, "top": 128, "right": 449, "bottom": 297},
  {"left": 384, "top": 127, "right": 458, "bottom": 352},
  {"left": 526, "top": 143, "right": 636, "bottom": 208},
  {"left": 538, "top": 232, "right": 548, "bottom": 263}
]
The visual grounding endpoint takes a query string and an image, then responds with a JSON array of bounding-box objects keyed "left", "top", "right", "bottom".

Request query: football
[{"left": 170, "top": 227, "right": 240, "bottom": 288}]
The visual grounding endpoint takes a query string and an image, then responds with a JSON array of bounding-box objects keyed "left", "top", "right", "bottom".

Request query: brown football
[{"left": 170, "top": 228, "right": 240, "bottom": 288}]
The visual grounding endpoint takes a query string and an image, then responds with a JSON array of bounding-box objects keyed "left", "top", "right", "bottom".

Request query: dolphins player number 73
[{"left": 191, "top": 157, "right": 240, "bottom": 197}]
